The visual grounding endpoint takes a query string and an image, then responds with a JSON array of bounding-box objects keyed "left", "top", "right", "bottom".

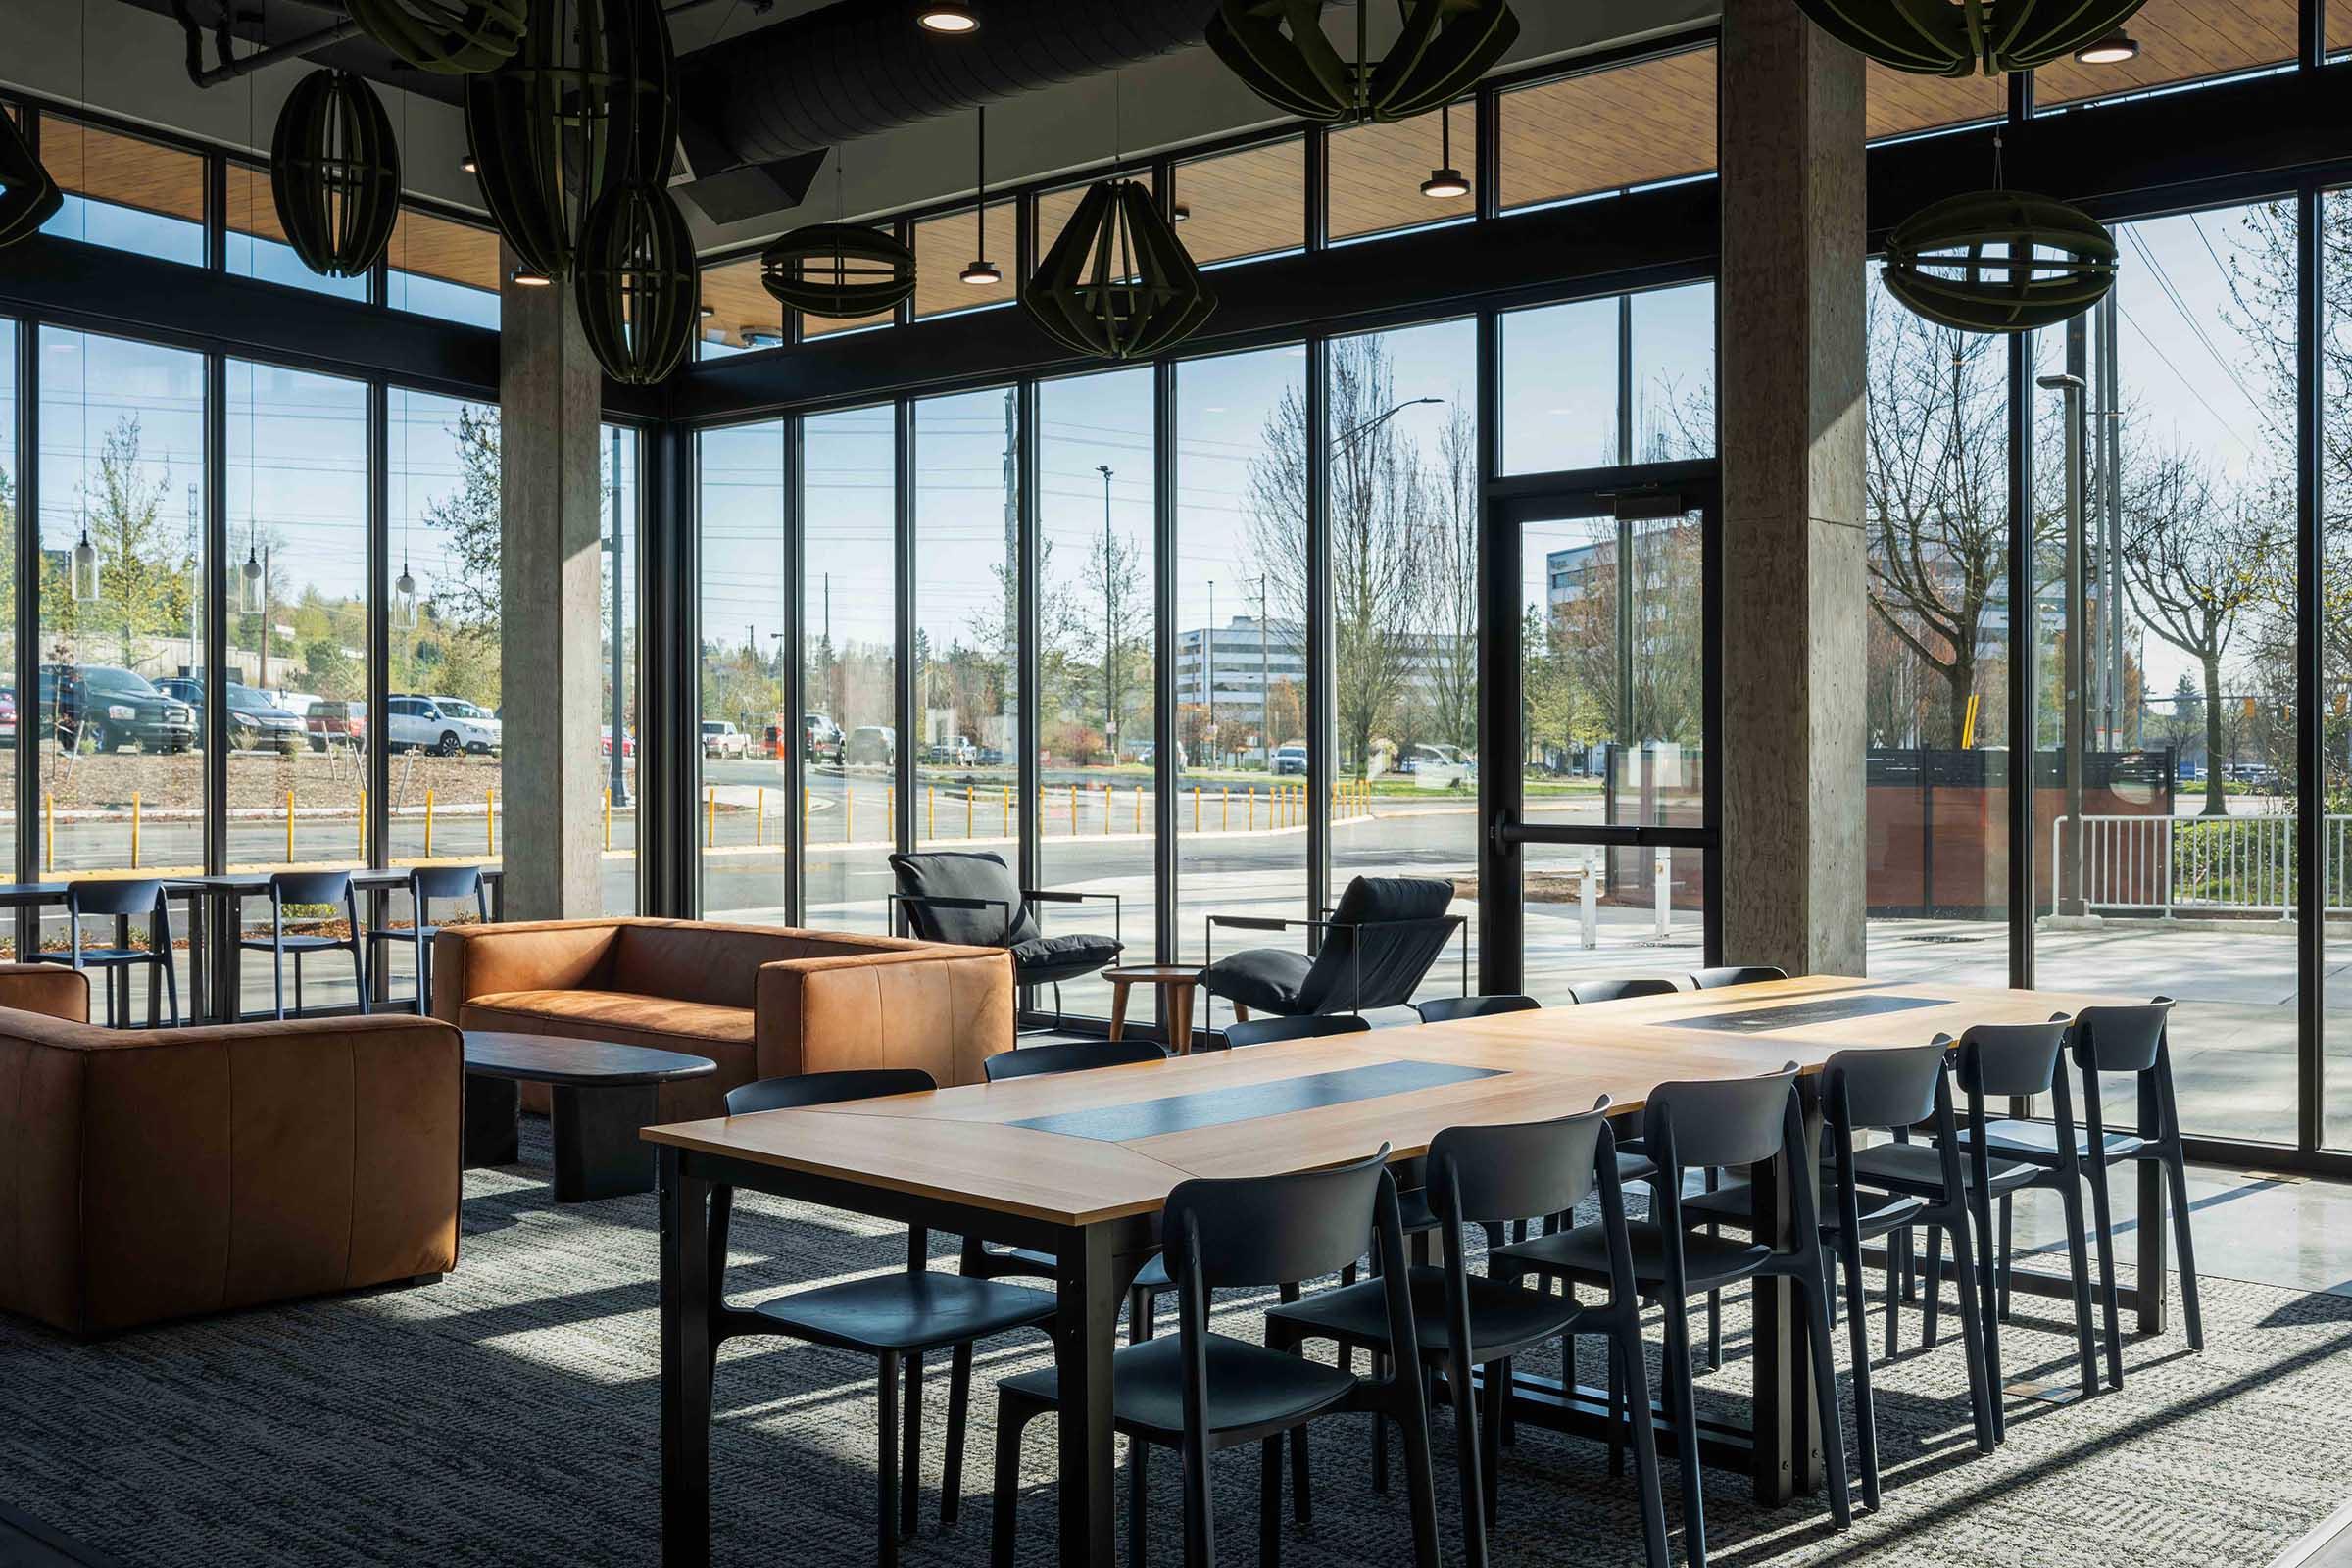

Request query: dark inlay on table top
[
  {"left": 1672, "top": 993, "right": 1946, "bottom": 1034},
  {"left": 462, "top": 1031, "right": 717, "bottom": 1086},
  {"left": 1010, "top": 1059, "right": 1505, "bottom": 1144}
]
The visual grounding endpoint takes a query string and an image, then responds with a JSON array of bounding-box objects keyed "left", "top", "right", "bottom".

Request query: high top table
[{"left": 646, "top": 974, "right": 2158, "bottom": 1568}]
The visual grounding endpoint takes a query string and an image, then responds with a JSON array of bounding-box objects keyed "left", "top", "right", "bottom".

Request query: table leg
[
  {"left": 1054, "top": 1223, "right": 1120, "bottom": 1568},
  {"left": 463, "top": 1074, "right": 520, "bottom": 1168},
  {"left": 183, "top": 894, "right": 208, "bottom": 1026},
  {"left": 549, "top": 1082, "right": 660, "bottom": 1201},
  {"left": 660, "top": 1147, "right": 713, "bottom": 1568},
  {"left": 1107, "top": 981, "right": 1131, "bottom": 1044},
  {"left": 2136, "top": 1072, "right": 2168, "bottom": 1336},
  {"left": 1169, "top": 983, "right": 1195, "bottom": 1055},
  {"left": 213, "top": 892, "right": 241, "bottom": 1024},
  {"left": 1748, "top": 1089, "right": 1824, "bottom": 1504}
]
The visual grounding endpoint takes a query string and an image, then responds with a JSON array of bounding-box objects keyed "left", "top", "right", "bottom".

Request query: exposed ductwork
[{"left": 673, "top": 0, "right": 1249, "bottom": 175}]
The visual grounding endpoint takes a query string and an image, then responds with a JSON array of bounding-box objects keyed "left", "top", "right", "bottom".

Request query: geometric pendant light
[
  {"left": 1207, "top": 0, "right": 1519, "bottom": 123},
  {"left": 1881, "top": 189, "right": 2117, "bottom": 333},
  {"left": 574, "top": 179, "right": 698, "bottom": 383},
  {"left": 270, "top": 70, "right": 403, "bottom": 278},
  {"left": 761, "top": 221, "right": 917, "bottom": 320},
  {"left": 1021, "top": 177, "right": 1215, "bottom": 360},
  {"left": 345, "top": 0, "right": 530, "bottom": 75},
  {"left": 1791, "top": 0, "right": 2149, "bottom": 76},
  {"left": 0, "top": 110, "right": 63, "bottom": 249}
]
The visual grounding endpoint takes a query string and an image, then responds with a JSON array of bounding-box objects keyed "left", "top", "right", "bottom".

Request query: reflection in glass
[
  {"left": 698, "top": 420, "right": 789, "bottom": 921},
  {"left": 803, "top": 405, "right": 898, "bottom": 929},
  {"left": 915, "top": 388, "right": 1020, "bottom": 860}
]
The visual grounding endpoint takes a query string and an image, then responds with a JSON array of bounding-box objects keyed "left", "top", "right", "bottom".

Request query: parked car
[
  {"left": 432, "top": 697, "right": 502, "bottom": 752},
  {"left": 308, "top": 698, "right": 367, "bottom": 752},
  {"left": 38, "top": 664, "right": 197, "bottom": 755},
  {"left": 157, "top": 677, "right": 307, "bottom": 754},
  {"left": 804, "top": 712, "right": 844, "bottom": 764},
  {"left": 702, "top": 719, "right": 750, "bottom": 759},
  {"left": 925, "top": 736, "right": 978, "bottom": 767},
  {"left": 845, "top": 725, "right": 897, "bottom": 768},
  {"left": 1396, "top": 742, "right": 1474, "bottom": 784},
  {"left": 601, "top": 725, "right": 636, "bottom": 758},
  {"left": 1134, "top": 742, "right": 1189, "bottom": 771},
  {"left": 1272, "top": 742, "right": 1308, "bottom": 776},
  {"left": 0, "top": 685, "right": 15, "bottom": 749},
  {"left": 384, "top": 694, "right": 500, "bottom": 756}
]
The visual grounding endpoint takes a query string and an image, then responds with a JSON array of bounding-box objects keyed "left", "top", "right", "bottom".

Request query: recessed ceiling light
[
  {"left": 960, "top": 259, "right": 1003, "bottom": 285},
  {"left": 915, "top": 1, "right": 977, "bottom": 33},
  {"left": 509, "top": 265, "right": 553, "bottom": 287},
  {"left": 1420, "top": 168, "right": 1470, "bottom": 200},
  {"left": 2075, "top": 30, "right": 2138, "bottom": 64}
]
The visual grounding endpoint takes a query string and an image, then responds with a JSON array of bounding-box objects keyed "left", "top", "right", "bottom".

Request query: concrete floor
[{"left": 1999, "top": 1163, "right": 2352, "bottom": 1298}]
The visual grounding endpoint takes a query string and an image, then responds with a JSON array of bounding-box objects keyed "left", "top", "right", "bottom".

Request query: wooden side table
[{"left": 1102, "top": 964, "right": 1202, "bottom": 1054}]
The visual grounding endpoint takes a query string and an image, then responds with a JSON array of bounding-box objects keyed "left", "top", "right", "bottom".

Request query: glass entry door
[{"left": 1485, "top": 471, "right": 1719, "bottom": 1002}]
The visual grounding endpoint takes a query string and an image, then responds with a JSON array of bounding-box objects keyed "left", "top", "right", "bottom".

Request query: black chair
[
  {"left": 982, "top": 1037, "right": 1169, "bottom": 1082},
  {"left": 34, "top": 878, "right": 178, "bottom": 1027},
  {"left": 236, "top": 869, "right": 368, "bottom": 1020},
  {"left": 1269, "top": 1102, "right": 1668, "bottom": 1568},
  {"left": 1680, "top": 1043, "right": 1998, "bottom": 1506},
  {"left": 1222, "top": 1013, "right": 1374, "bottom": 1050},
  {"left": 1964, "top": 1001, "right": 2196, "bottom": 1393},
  {"left": 889, "top": 851, "right": 1121, "bottom": 1031},
  {"left": 1414, "top": 994, "right": 1539, "bottom": 1024},
  {"left": 1688, "top": 964, "right": 1786, "bottom": 990},
  {"left": 1565, "top": 977, "right": 1680, "bottom": 1004},
  {"left": 366, "top": 864, "right": 487, "bottom": 1014},
  {"left": 709, "top": 1070, "right": 1056, "bottom": 1568},
  {"left": 1491, "top": 1066, "right": 1852, "bottom": 1568},
  {"left": 1198, "top": 875, "right": 1464, "bottom": 1031},
  {"left": 991, "top": 1146, "right": 1444, "bottom": 1568}
]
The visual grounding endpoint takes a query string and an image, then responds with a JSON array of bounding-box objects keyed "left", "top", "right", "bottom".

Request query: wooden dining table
[{"left": 647, "top": 973, "right": 2167, "bottom": 1568}]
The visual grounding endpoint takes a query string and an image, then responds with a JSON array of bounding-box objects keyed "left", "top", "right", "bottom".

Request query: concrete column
[
  {"left": 1717, "top": 0, "right": 1868, "bottom": 976},
  {"left": 498, "top": 249, "right": 606, "bottom": 919}
]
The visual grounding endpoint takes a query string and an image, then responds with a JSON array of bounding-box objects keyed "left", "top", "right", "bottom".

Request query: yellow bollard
[
  {"left": 486, "top": 787, "right": 496, "bottom": 855},
  {"left": 604, "top": 787, "right": 612, "bottom": 851},
  {"left": 886, "top": 786, "right": 894, "bottom": 833},
  {"left": 1002, "top": 784, "right": 1010, "bottom": 836},
  {"left": 425, "top": 789, "right": 436, "bottom": 858},
  {"left": 706, "top": 786, "right": 715, "bottom": 849},
  {"left": 966, "top": 786, "right": 974, "bottom": 839},
  {"left": 1102, "top": 784, "right": 1111, "bottom": 835},
  {"left": 1068, "top": 784, "right": 1078, "bottom": 836},
  {"left": 756, "top": 787, "right": 766, "bottom": 847},
  {"left": 359, "top": 787, "right": 368, "bottom": 858},
  {"left": 927, "top": 784, "right": 935, "bottom": 841},
  {"left": 846, "top": 785, "right": 854, "bottom": 842},
  {"left": 1248, "top": 788, "right": 1255, "bottom": 831},
  {"left": 42, "top": 792, "right": 53, "bottom": 871},
  {"left": 286, "top": 790, "right": 296, "bottom": 862},
  {"left": 1221, "top": 787, "right": 1229, "bottom": 832},
  {"left": 1134, "top": 786, "right": 1142, "bottom": 834},
  {"left": 1192, "top": 786, "right": 1200, "bottom": 833},
  {"left": 131, "top": 792, "right": 141, "bottom": 869}
]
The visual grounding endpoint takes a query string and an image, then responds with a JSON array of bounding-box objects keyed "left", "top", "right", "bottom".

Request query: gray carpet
[{"left": 4, "top": 1120, "right": 2349, "bottom": 1568}]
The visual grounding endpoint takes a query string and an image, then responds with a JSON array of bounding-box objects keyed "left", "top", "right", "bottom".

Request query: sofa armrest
[
  {"left": 432, "top": 919, "right": 623, "bottom": 1020},
  {"left": 754, "top": 946, "right": 1013, "bottom": 1088},
  {"left": 0, "top": 962, "right": 91, "bottom": 1023}
]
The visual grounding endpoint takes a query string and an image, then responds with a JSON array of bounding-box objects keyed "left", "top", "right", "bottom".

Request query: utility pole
[
  {"left": 2100, "top": 286, "right": 2125, "bottom": 749},
  {"left": 2043, "top": 334, "right": 2089, "bottom": 919},
  {"left": 1098, "top": 464, "right": 1116, "bottom": 764},
  {"left": 185, "top": 482, "right": 199, "bottom": 675},
  {"left": 1248, "top": 574, "right": 1270, "bottom": 769},
  {"left": 1205, "top": 578, "right": 1216, "bottom": 768}
]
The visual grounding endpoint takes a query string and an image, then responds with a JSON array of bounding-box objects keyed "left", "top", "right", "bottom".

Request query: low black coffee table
[{"left": 463, "top": 1032, "right": 717, "bottom": 1202}]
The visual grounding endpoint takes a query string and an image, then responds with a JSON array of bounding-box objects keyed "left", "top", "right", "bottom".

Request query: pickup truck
[{"left": 39, "top": 664, "right": 197, "bottom": 755}]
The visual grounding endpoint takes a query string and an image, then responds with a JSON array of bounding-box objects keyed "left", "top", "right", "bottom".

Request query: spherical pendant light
[
  {"left": 345, "top": 0, "right": 529, "bottom": 75},
  {"left": 1881, "top": 189, "right": 2117, "bottom": 334},
  {"left": 466, "top": 0, "right": 676, "bottom": 282},
  {"left": 1021, "top": 178, "right": 1215, "bottom": 360},
  {"left": 393, "top": 561, "right": 421, "bottom": 631},
  {"left": 1208, "top": 0, "right": 1518, "bottom": 123},
  {"left": 574, "top": 179, "right": 699, "bottom": 384},
  {"left": 1790, "top": 0, "right": 2149, "bottom": 77},
  {"left": 761, "top": 223, "right": 917, "bottom": 319},
  {"left": 0, "top": 110, "right": 63, "bottom": 249},
  {"left": 270, "top": 70, "right": 403, "bottom": 279}
]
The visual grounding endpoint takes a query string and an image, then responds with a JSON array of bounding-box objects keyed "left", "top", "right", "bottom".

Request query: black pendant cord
[{"left": 975, "top": 107, "right": 986, "bottom": 254}]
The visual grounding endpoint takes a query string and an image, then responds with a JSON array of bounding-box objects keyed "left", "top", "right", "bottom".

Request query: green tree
[{"left": 45, "top": 415, "right": 194, "bottom": 669}]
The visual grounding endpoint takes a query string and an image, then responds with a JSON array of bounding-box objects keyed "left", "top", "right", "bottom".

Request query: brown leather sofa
[
  {"left": 0, "top": 964, "right": 462, "bottom": 1338},
  {"left": 430, "top": 917, "right": 1015, "bottom": 1119}
]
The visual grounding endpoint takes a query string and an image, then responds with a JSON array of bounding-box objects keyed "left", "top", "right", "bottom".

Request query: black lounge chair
[
  {"left": 1196, "top": 875, "right": 1464, "bottom": 1031},
  {"left": 888, "top": 850, "right": 1122, "bottom": 1030}
]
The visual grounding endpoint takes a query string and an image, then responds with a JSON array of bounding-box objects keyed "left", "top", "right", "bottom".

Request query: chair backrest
[
  {"left": 1689, "top": 964, "right": 1786, "bottom": 990},
  {"left": 984, "top": 1038, "right": 1170, "bottom": 1082},
  {"left": 1823, "top": 1042, "right": 1948, "bottom": 1133},
  {"left": 410, "top": 863, "right": 485, "bottom": 905},
  {"left": 67, "top": 877, "right": 166, "bottom": 919},
  {"left": 1162, "top": 1145, "right": 1392, "bottom": 1291},
  {"left": 1223, "top": 1013, "right": 1372, "bottom": 1049},
  {"left": 271, "top": 868, "right": 353, "bottom": 906},
  {"left": 888, "top": 851, "right": 1036, "bottom": 949},
  {"left": 1414, "top": 993, "right": 1539, "bottom": 1024},
  {"left": 1642, "top": 1065, "right": 1801, "bottom": 1172},
  {"left": 727, "top": 1068, "right": 937, "bottom": 1114},
  {"left": 1565, "top": 977, "right": 1679, "bottom": 1004},
  {"left": 1296, "top": 876, "right": 1460, "bottom": 1011},
  {"left": 2072, "top": 1001, "right": 2173, "bottom": 1075},
  {"left": 1953, "top": 1018, "right": 2070, "bottom": 1099},
  {"left": 1427, "top": 1099, "right": 1612, "bottom": 1229}
]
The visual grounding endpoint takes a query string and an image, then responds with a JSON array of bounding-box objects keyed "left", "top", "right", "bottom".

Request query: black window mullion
[
  {"left": 2296, "top": 179, "right": 2324, "bottom": 1152},
  {"left": 1152, "top": 359, "right": 1179, "bottom": 974},
  {"left": 14, "top": 320, "right": 42, "bottom": 960},
  {"left": 203, "top": 353, "right": 229, "bottom": 878},
  {"left": 781, "top": 416, "right": 805, "bottom": 927},
  {"left": 1304, "top": 332, "right": 1331, "bottom": 930},
  {"left": 893, "top": 398, "right": 915, "bottom": 889}
]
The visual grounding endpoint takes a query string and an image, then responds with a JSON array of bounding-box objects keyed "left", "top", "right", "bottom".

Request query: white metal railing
[{"left": 2051, "top": 812, "right": 2348, "bottom": 917}]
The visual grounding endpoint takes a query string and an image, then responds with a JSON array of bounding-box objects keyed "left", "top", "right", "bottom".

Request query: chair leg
[
  {"left": 1660, "top": 1295, "right": 1708, "bottom": 1568},
  {"left": 1921, "top": 1225, "right": 1941, "bottom": 1349},
  {"left": 2083, "top": 1159, "right": 2126, "bottom": 1392},
  {"left": 1393, "top": 1399, "right": 1444, "bottom": 1568},
  {"left": 417, "top": 931, "right": 433, "bottom": 1016},
  {"left": 990, "top": 1396, "right": 1027, "bottom": 1568},
  {"left": 1997, "top": 1193, "right": 2014, "bottom": 1322},
  {"left": 161, "top": 953, "right": 179, "bottom": 1028},
  {"left": 1447, "top": 1352, "right": 1490, "bottom": 1568},
  {"left": 1943, "top": 1202, "right": 1998, "bottom": 1457},
  {"left": 1885, "top": 1229, "right": 1904, "bottom": 1357},
  {"left": 1370, "top": 1350, "right": 1391, "bottom": 1493},
  {"left": 877, "top": 1351, "right": 902, "bottom": 1568},
  {"left": 1616, "top": 1323, "right": 1671, "bottom": 1568},
  {"left": 1800, "top": 1257, "right": 1854, "bottom": 1529},
  {"left": 901, "top": 1349, "right": 924, "bottom": 1542},
  {"left": 1128, "top": 1430, "right": 1148, "bottom": 1568},
  {"left": 1605, "top": 1332, "right": 1626, "bottom": 1478},
  {"left": 1259, "top": 1437, "right": 1283, "bottom": 1568},
  {"left": 2055, "top": 1173, "right": 2099, "bottom": 1400},
  {"left": 2162, "top": 1146, "right": 2204, "bottom": 1351},
  {"left": 1180, "top": 1406, "right": 1214, "bottom": 1568},
  {"left": 943, "top": 1342, "right": 971, "bottom": 1525},
  {"left": 352, "top": 939, "right": 369, "bottom": 1016},
  {"left": 1838, "top": 1233, "right": 1880, "bottom": 1511},
  {"left": 1969, "top": 1179, "right": 2006, "bottom": 1443}
]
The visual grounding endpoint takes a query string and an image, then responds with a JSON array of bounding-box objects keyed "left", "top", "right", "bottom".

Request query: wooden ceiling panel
[
  {"left": 1866, "top": 61, "right": 2004, "bottom": 140},
  {"left": 911, "top": 200, "right": 1017, "bottom": 318},
  {"left": 40, "top": 117, "right": 205, "bottom": 223},
  {"left": 1329, "top": 110, "right": 1472, "bottom": 240},
  {"left": 1496, "top": 49, "right": 1716, "bottom": 213},
  {"left": 2032, "top": 0, "right": 2300, "bottom": 105},
  {"left": 386, "top": 208, "right": 500, "bottom": 291},
  {"left": 699, "top": 253, "right": 782, "bottom": 349},
  {"left": 1174, "top": 137, "right": 1306, "bottom": 265}
]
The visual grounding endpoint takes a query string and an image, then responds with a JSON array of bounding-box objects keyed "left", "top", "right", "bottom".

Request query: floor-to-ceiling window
[
  {"left": 697, "top": 418, "right": 788, "bottom": 921},
  {"left": 385, "top": 389, "right": 503, "bottom": 875},
  {"left": 2326, "top": 186, "right": 2352, "bottom": 1148},
  {"left": 1174, "top": 345, "right": 1307, "bottom": 975},
  {"left": 913, "top": 387, "right": 1021, "bottom": 861},
  {"left": 1038, "top": 369, "right": 1155, "bottom": 1017},
  {"left": 2032, "top": 200, "right": 2300, "bottom": 1145},
  {"left": 0, "top": 318, "right": 16, "bottom": 946},
  {"left": 802, "top": 404, "right": 898, "bottom": 930},
  {"left": 601, "top": 423, "right": 639, "bottom": 915},
  {"left": 1325, "top": 318, "right": 1478, "bottom": 1001}
]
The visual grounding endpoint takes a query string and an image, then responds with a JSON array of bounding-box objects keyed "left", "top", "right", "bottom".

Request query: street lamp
[
  {"left": 1332, "top": 396, "right": 1444, "bottom": 449},
  {"left": 2040, "top": 365, "right": 2089, "bottom": 916}
]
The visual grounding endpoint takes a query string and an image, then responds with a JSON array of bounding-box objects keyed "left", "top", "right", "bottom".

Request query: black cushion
[
  {"left": 1268, "top": 1265, "right": 1584, "bottom": 1362},
  {"left": 1329, "top": 875, "right": 1454, "bottom": 926},
  {"left": 889, "top": 851, "right": 1036, "bottom": 948},
  {"left": 1198, "top": 946, "right": 1316, "bottom": 1013},
  {"left": 750, "top": 1271, "right": 1055, "bottom": 1354},
  {"left": 1011, "top": 932, "right": 1124, "bottom": 979}
]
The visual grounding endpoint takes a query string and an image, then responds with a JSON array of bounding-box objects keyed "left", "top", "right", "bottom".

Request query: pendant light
[
  {"left": 0, "top": 107, "right": 63, "bottom": 249},
  {"left": 960, "top": 107, "right": 1001, "bottom": 286},
  {"left": 1792, "top": 0, "right": 2148, "bottom": 77},
  {"left": 238, "top": 539, "right": 266, "bottom": 615},
  {"left": 2075, "top": 30, "right": 2139, "bottom": 63},
  {"left": 1420, "top": 102, "right": 1468, "bottom": 199},
  {"left": 393, "top": 558, "right": 420, "bottom": 630},
  {"left": 270, "top": 69, "right": 403, "bottom": 278},
  {"left": 915, "top": 0, "right": 977, "bottom": 33},
  {"left": 1210, "top": 0, "right": 1518, "bottom": 124},
  {"left": 70, "top": 515, "right": 100, "bottom": 604}
]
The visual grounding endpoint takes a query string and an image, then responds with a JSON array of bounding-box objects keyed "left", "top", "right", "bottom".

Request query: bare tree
[{"left": 1418, "top": 405, "right": 1479, "bottom": 754}]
